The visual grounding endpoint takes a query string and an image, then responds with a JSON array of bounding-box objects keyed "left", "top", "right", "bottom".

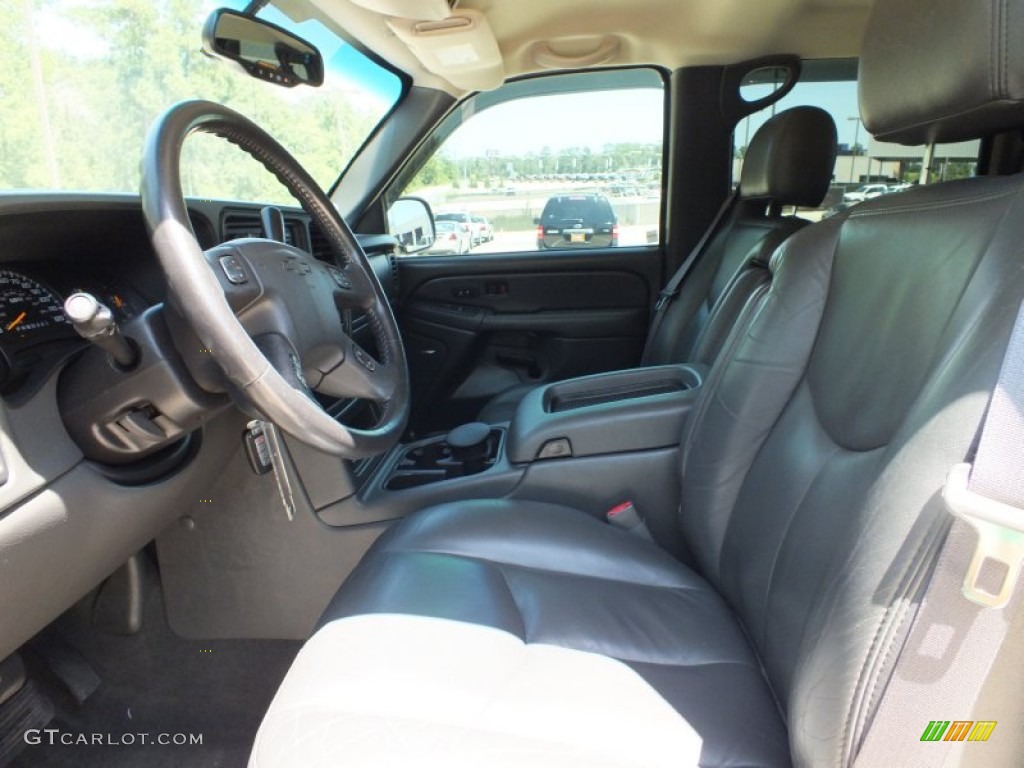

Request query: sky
[{"left": 444, "top": 88, "right": 666, "bottom": 158}]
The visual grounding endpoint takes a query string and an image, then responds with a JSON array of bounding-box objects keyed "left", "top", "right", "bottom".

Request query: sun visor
[
  {"left": 349, "top": 0, "right": 450, "bottom": 21},
  {"left": 387, "top": 9, "right": 505, "bottom": 91}
]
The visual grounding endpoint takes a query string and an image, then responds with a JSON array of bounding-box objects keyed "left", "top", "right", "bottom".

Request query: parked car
[
  {"left": 842, "top": 182, "right": 891, "bottom": 202},
  {"left": 536, "top": 194, "right": 618, "bottom": 249},
  {"left": 427, "top": 220, "right": 470, "bottom": 254},
  {"left": 471, "top": 215, "right": 493, "bottom": 243},
  {"left": 434, "top": 211, "right": 477, "bottom": 245}
]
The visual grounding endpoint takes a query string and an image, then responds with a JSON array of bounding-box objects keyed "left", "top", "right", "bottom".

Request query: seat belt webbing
[
  {"left": 640, "top": 189, "right": 738, "bottom": 365},
  {"left": 854, "top": 300, "right": 1024, "bottom": 768}
]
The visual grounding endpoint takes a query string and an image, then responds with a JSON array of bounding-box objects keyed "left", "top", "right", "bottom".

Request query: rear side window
[
  {"left": 390, "top": 68, "right": 665, "bottom": 256},
  {"left": 734, "top": 59, "right": 979, "bottom": 222}
]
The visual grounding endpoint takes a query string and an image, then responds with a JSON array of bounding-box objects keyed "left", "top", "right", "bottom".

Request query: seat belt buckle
[
  {"left": 607, "top": 501, "right": 654, "bottom": 542},
  {"left": 942, "top": 462, "right": 1024, "bottom": 608},
  {"left": 653, "top": 289, "right": 676, "bottom": 313}
]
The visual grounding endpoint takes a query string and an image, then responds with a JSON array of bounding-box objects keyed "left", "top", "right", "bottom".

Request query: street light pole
[{"left": 848, "top": 116, "right": 861, "bottom": 183}]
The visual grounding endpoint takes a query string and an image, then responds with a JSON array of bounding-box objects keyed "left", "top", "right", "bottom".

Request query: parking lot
[{"left": 419, "top": 182, "right": 660, "bottom": 254}]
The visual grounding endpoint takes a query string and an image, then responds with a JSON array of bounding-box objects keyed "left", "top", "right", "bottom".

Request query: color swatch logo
[{"left": 920, "top": 721, "right": 996, "bottom": 742}]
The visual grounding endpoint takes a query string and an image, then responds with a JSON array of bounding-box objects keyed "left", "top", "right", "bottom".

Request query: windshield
[{"left": 1, "top": 0, "right": 403, "bottom": 204}]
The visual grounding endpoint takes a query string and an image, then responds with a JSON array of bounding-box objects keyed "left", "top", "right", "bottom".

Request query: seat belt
[
  {"left": 854, "top": 300, "right": 1024, "bottom": 768},
  {"left": 640, "top": 189, "right": 738, "bottom": 365}
]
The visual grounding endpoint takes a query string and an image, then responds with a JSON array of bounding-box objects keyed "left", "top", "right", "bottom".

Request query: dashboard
[
  {"left": 0, "top": 192, "right": 402, "bottom": 663},
  {"left": 0, "top": 194, "right": 399, "bottom": 396}
]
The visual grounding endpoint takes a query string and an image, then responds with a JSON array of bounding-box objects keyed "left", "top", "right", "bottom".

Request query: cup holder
[{"left": 384, "top": 428, "right": 503, "bottom": 491}]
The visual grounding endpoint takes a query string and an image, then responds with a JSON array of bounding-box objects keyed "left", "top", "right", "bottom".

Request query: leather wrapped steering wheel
[{"left": 140, "top": 100, "right": 409, "bottom": 459}]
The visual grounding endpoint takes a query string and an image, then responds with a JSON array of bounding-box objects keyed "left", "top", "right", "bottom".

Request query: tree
[{"left": 0, "top": 0, "right": 391, "bottom": 203}]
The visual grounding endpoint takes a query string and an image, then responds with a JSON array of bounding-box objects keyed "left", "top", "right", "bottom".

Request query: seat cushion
[{"left": 252, "top": 501, "right": 790, "bottom": 767}]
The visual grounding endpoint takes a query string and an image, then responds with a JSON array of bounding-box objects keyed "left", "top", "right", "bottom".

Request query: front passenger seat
[{"left": 478, "top": 105, "right": 837, "bottom": 422}]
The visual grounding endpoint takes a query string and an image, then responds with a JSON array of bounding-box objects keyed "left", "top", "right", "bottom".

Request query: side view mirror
[
  {"left": 202, "top": 9, "right": 324, "bottom": 88},
  {"left": 387, "top": 197, "right": 436, "bottom": 255},
  {"left": 533, "top": 217, "right": 541, "bottom": 225}
]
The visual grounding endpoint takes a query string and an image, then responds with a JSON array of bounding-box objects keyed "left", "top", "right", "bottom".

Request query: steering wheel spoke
[
  {"left": 315, "top": 336, "right": 399, "bottom": 402},
  {"left": 253, "top": 333, "right": 316, "bottom": 400}
]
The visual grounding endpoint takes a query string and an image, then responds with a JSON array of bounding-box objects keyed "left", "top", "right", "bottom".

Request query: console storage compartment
[{"left": 507, "top": 364, "right": 703, "bottom": 464}]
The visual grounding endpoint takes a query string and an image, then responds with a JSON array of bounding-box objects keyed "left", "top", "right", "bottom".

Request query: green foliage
[
  {"left": 1, "top": 0, "right": 387, "bottom": 203},
  {"left": 404, "top": 153, "right": 458, "bottom": 192},
  {"left": 404, "top": 141, "right": 663, "bottom": 193}
]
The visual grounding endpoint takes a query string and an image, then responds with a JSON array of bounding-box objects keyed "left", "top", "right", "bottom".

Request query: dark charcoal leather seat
[
  {"left": 252, "top": 1, "right": 1024, "bottom": 765},
  {"left": 478, "top": 105, "right": 838, "bottom": 423}
]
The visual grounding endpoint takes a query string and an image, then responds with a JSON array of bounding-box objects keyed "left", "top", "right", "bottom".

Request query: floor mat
[{"left": 10, "top": 584, "right": 299, "bottom": 768}]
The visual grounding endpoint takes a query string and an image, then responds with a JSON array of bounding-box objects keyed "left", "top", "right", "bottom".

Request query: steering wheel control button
[
  {"left": 354, "top": 346, "right": 377, "bottom": 372},
  {"left": 328, "top": 266, "right": 352, "bottom": 290},
  {"left": 218, "top": 254, "right": 249, "bottom": 284},
  {"left": 537, "top": 437, "right": 573, "bottom": 460}
]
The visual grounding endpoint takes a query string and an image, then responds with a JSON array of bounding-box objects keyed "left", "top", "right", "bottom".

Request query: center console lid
[{"left": 506, "top": 364, "right": 704, "bottom": 464}]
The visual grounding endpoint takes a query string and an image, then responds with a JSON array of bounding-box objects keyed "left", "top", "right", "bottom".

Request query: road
[{"left": 469, "top": 224, "right": 655, "bottom": 254}]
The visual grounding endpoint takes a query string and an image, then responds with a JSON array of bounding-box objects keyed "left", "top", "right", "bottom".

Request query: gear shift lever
[{"left": 446, "top": 421, "right": 491, "bottom": 476}]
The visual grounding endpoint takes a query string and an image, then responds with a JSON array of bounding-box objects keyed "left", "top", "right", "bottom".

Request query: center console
[
  {"left": 313, "top": 362, "right": 707, "bottom": 538},
  {"left": 504, "top": 364, "right": 703, "bottom": 464},
  {"left": 368, "top": 363, "right": 704, "bottom": 502}
]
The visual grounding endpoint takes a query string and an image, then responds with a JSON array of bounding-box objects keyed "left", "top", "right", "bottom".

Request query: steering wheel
[{"left": 140, "top": 100, "right": 409, "bottom": 459}]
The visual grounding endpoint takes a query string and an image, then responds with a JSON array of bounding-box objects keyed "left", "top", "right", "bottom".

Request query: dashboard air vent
[
  {"left": 221, "top": 210, "right": 306, "bottom": 249},
  {"left": 308, "top": 221, "right": 336, "bottom": 262},
  {"left": 221, "top": 212, "right": 263, "bottom": 242}
]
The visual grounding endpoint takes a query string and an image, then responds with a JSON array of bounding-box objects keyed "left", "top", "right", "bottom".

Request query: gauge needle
[{"left": 6, "top": 311, "right": 27, "bottom": 331}]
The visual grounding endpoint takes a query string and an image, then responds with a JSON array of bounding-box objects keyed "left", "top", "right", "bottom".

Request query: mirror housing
[
  {"left": 387, "top": 197, "right": 436, "bottom": 255},
  {"left": 202, "top": 9, "right": 324, "bottom": 88}
]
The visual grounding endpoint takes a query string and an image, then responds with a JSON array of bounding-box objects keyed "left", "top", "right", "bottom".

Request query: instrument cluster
[{"left": 0, "top": 266, "right": 142, "bottom": 373}]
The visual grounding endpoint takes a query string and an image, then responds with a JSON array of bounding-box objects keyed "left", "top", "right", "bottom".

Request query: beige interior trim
[
  {"left": 532, "top": 37, "right": 622, "bottom": 70},
  {"left": 348, "top": 0, "right": 451, "bottom": 21},
  {"left": 302, "top": 0, "right": 872, "bottom": 96},
  {"left": 387, "top": 8, "right": 505, "bottom": 91}
]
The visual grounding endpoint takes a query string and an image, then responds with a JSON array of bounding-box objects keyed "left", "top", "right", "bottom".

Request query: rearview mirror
[
  {"left": 387, "top": 197, "right": 436, "bottom": 255},
  {"left": 202, "top": 9, "right": 324, "bottom": 88}
]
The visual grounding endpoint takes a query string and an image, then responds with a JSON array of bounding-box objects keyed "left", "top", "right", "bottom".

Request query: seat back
[
  {"left": 646, "top": 106, "right": 837, "bottom": 366},
  {"left": 676, "top": 2, "right": 1024, "bottom": 764}
]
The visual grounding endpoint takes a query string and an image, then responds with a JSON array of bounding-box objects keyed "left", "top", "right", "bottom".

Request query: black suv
[{"left": 536, "top": 194, "right": 618, "bottom": 249}]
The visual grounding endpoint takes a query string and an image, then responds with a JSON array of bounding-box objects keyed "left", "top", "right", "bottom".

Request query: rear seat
[{"left": 478, "top": 105, "right": 837, "bottom": 422}]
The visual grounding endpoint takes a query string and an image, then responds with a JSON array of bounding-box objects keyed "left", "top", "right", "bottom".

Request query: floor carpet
[{"left": 9, "top": 583, "right": 299, "bottom": 768}]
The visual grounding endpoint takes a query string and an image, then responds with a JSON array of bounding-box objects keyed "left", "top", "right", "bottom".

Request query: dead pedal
[{"left": 27, "top": 630, "right": 100, "bottom": 705}]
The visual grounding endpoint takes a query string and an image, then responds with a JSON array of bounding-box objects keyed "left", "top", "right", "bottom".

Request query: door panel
[{"left": 397, "top": 246, "right": 660, "bottom": 432}]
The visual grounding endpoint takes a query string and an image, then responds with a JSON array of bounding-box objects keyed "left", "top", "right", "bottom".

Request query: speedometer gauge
[{"left": 0, "top": 270, "right": 68, "bottom": 342}]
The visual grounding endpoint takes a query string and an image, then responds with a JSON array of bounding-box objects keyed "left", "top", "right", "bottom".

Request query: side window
[
  {"left": 733, "top": 59, "right": 979, "bottom": 222},
  {"left": 392, "top": 68, "right": 665, "bottom": 255}
]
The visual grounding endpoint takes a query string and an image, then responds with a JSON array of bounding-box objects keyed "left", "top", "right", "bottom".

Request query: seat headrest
[
  {"left": 860, "top": 0, "right": 1024, "bottom": 144},
  {"left": 739, "top": 106, "right": 838, "bottom": 207}
]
